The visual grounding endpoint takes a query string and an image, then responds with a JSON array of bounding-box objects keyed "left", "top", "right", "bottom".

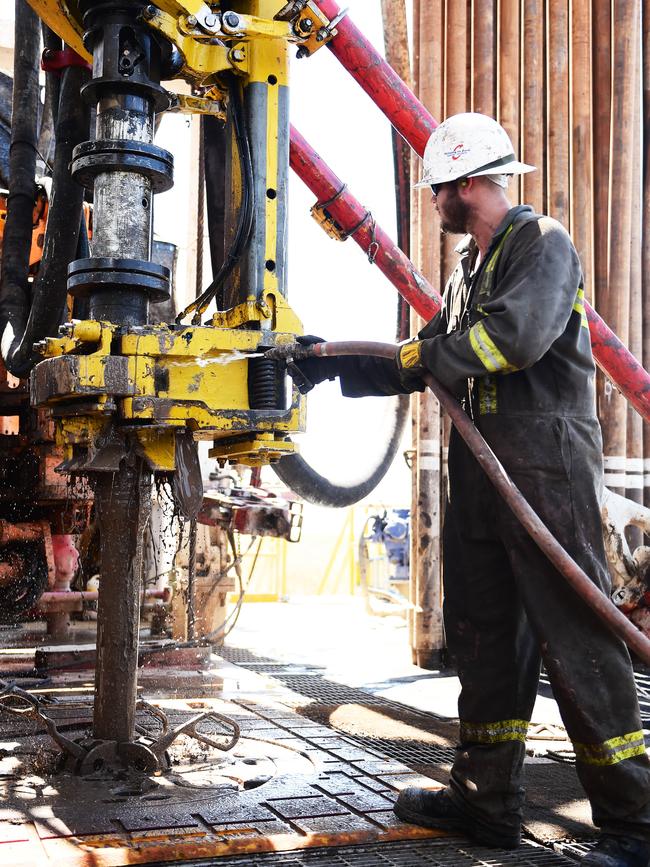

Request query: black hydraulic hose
[
  {"left": 3, "top": 64, "right": 90, "bottom": 378},
  {"left": 267, "top": 339, "right": 650, "bottom": 664},
  {"left": 178, "top": 76, "right": 254, "bottom": 323},
  {"left": 202, "top": 113, "right": 227, "bottom": 281},
  {"left": 71, "top": 212, "right": 90, "bottom": 321},
  {"left": 37, "top": 24, "right": 63, "bottom": 173},
  {"left": 0, "top": 0, "right": 40, "bottom": 354},
  {"left": 273, "top": 394, "right": 409, "bottom": 507}
]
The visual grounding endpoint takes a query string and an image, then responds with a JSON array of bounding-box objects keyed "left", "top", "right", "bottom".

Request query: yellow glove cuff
[{"left": 399, "top": 340, "right": 423, "bottom": 370}]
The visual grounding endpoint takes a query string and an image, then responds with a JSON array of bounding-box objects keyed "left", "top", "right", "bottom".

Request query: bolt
[
  {"left": 231, "top": 47, "right": 245, "bottom": 62},
  {"left": 142, "top": 5, "right": 156, "bottom": 19},
  {"left": 204, "top": 12, "right": 218, "bottom": 28},
  {"left": 223, "top": 11, "right": 240, "bottom": 28},
  {"left": 187, "top": 14, "right": 197, "bottom": 26},
  {"left": 298, "top": 17, "right": 313, "bottom": 32}
]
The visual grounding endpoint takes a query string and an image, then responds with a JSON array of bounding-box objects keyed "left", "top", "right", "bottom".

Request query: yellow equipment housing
[{"left": 23, "top": 0, "right": 339, "bottom": 470}]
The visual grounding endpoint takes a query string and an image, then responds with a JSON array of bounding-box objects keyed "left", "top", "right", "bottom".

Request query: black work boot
[
  {"left": 582, "top": 836, "right": 650, "bottom": 866},
  {"left": 393, "top": 786, "right": 520, "bottom": 849}
]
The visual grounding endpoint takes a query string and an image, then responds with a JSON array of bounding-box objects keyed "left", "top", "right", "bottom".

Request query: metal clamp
[
  {"left": 0, "top": 682, "right": 241, "bottom": 775},
  {"left": 310, "top": 184, "right": 348, "bottom": 240}
]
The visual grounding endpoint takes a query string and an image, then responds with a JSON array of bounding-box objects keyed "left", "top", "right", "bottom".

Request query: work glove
[
  {"left": 395, "top": 339, "right": 428, "bottom": 390},
  {"left": 286, "top": 335, "right": 342, "bottom": 394}
]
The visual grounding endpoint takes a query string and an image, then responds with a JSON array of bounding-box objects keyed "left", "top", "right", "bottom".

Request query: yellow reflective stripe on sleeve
[
  {"left": 460, "top": 718, "right": 529, "bottom": 744},
  {"left": 572, "top": 287, "right": 589, "bottom": 329},
  {"left": 485, "top": 224, "right": 514, "bottom": 273},
  {"left": 399, "top": 341, "right": 422, "bottom": 370},
  {"left": 469, "top": 321, "right": 518, "bottom": 374},
  {"left": 573, "top": 730, "right": 647, "bottom": 766}
]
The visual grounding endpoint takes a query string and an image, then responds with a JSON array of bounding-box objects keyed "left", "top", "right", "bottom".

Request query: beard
[{"left": 439, "top": 186, "right": 470, "bottom": 235}]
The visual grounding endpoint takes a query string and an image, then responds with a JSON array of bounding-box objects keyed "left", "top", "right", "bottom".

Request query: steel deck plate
[
  {"left": 143, "top": 838, "right": 578, "bottom": 865},
  {"left": 0, "top": 665, "right": 451, "bottom": 867}
]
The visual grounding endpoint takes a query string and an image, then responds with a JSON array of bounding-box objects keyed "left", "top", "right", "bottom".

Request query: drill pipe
[
  {"left": 270, "top": 339, "right": 650, "bottom": 665},
  {"left": 310, "top": 0, "right": 650, "bottom": 424}
]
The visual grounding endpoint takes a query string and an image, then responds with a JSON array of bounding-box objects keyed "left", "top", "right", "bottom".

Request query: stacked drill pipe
[
  {"left": 411, "top": 0, "right": 445, "bottom": 668},
  {"left": 521, "top": 0, "right": 545, "bottom": 211},
  {"left": 600, "top": 1, "right": 639, "bottom": 497},
  {"left": 499, "top": 0, "right": 521, "bottom": 204},
  {"left": 641, "top": 3, "right": 650, "bottom": 506}
]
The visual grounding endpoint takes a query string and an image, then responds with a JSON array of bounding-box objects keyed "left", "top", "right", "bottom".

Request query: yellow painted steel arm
[{"left": 25, "top": 0, "right": 89, "bottom": 59}]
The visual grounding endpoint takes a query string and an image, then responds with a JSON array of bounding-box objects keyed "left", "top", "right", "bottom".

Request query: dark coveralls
[{"left": 336, "top": 205, "right": 650, "bottom": 840}]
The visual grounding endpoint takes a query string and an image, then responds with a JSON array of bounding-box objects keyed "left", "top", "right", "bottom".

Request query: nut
[
  {"left": 231, "top": 47, "right": 245, "bottom": 62},
  {"left": 187, "top": 14, "right": 197, "bottom": 26},
  {"left": 223, "top": 11, "right": 240, "bottom": 28}
]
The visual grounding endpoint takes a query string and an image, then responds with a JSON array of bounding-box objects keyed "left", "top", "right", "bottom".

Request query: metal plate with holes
[{"left": 143, "top": 838, "right": 579, "bottom": 865}]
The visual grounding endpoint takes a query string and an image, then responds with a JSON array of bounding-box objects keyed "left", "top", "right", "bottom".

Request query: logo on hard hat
[{"left": 446, "top": 143, "right": 470, "bottom": 160}]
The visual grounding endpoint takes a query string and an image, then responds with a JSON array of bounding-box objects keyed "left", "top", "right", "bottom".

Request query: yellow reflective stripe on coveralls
[
  {"left": 485, "top": 223, "right": 514, "bottom": 273},
  {"left": 572, "top": 287, "right": 589, "bottom": 328},
  {"left": 469, "top": 321, "right": 519, "bottom": 374},
  {"left": 469, "top": 224, "right": 518, "bottom": 376},
  {"left": 573, "top": 730, "right": 647, "bottom": 766},
  {"left": 460, "top": 719, "right": 529, "bottom": 744},
  {"left": 478, "top": 376, "right": 498, "bottom": 414}
]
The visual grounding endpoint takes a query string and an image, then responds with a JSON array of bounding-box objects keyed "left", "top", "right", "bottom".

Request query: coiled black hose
[{"left": 273, "top": 392, "right": 409, "bottom": 507}]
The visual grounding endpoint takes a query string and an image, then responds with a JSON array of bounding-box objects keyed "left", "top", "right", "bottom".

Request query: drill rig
[
  {"left": 5, "top": 0, "right": 650, "bottom": 779},
  {"left": 0, "top": 0, "right": 337, "bottom": 768}
]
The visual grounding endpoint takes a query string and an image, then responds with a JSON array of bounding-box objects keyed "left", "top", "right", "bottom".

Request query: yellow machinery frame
[{"left": 25, "top": 0, "right": 341, "bottom": 471}]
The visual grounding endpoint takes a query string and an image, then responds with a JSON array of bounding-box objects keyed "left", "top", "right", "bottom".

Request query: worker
[{"left": 289, "top": 113, "right": 650, "bottom": 866}]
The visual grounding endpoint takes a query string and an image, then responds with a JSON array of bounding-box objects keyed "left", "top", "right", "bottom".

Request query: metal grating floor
[
  {"left": 220, "top": 647, "right": 452, "bottom": 720},
  {"left": 220, "top": 646, "right": 460, "bottom": 767},
  {"left": 143, "top": 838, "right": 578, "bottom": 866},
  {"left": 341, "top": 732, "right": 456, "bottom": 766},
  {"left": 223, "top": 648, "right": 650, "bottom": 767}
]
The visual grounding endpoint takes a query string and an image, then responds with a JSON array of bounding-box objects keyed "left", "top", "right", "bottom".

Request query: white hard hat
[{"left": 415, "top": 112, "right": 536, "bottom": 188}]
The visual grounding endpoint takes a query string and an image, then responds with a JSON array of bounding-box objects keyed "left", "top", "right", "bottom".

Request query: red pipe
[
  {"left": 302, "top": 4, "right": 650, "bottom": 421},
  {"left": 38, "top": 588, "right": 168, "bottom": 604},
  {"left": 315, "top": 0, "right": 437, "bottom": 156},
  {"left": 586, "top": 305, "right": 650, "bottom": 421},
  {"left": 290, "top": 126, "right": 440, "bottom": 321}
]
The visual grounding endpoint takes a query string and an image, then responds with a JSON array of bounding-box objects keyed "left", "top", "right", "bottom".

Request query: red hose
[{"left": 304, "top": 340, "right": 650, "bottom": 665}]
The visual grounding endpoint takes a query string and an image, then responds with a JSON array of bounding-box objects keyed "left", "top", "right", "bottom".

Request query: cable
[{"left": 177, "top": 76, "right": 254, "bottom": 324}]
